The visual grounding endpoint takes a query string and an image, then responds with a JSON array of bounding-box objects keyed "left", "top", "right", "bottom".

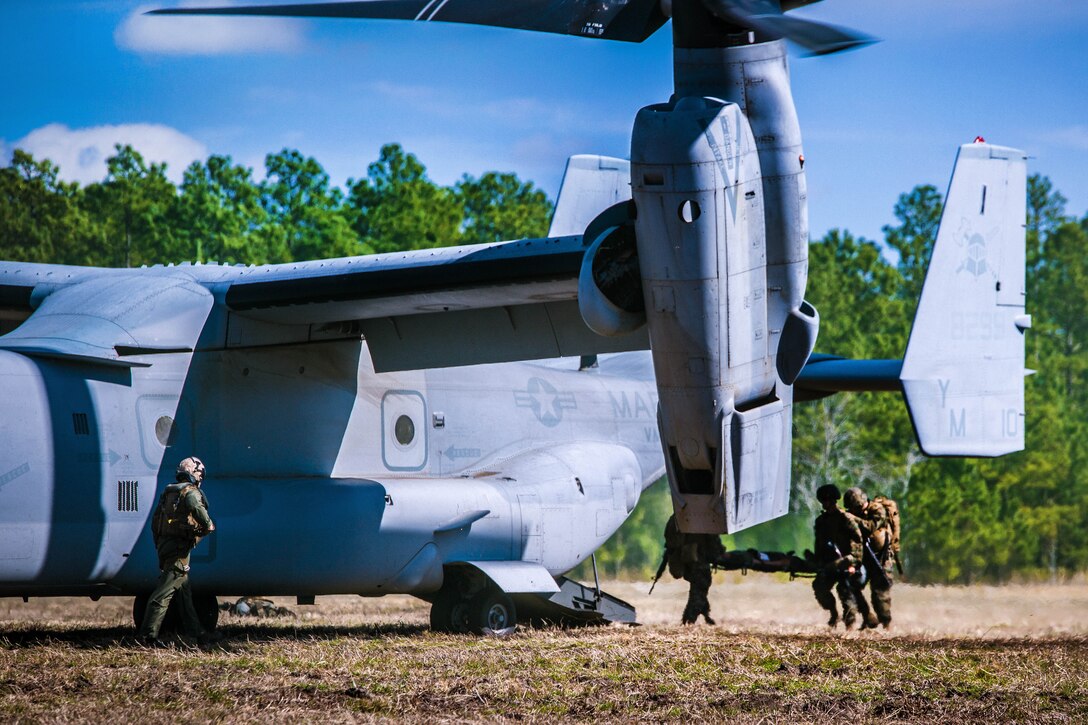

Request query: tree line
[
  {"left": 0, "top": 143, "right": 553, "bottom": 268},
  {"left": 2, "top": 145, "right": 1086, "bottom": 584}
]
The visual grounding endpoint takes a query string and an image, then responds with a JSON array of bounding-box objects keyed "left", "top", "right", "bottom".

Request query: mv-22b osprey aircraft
[{"left": 0, "top": 0, "right": 1029, "bottom": 633}]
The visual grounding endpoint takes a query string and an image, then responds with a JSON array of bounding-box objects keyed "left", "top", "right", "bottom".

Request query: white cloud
[
  {"left": 115, "top": 3, "right": 306, "bottom": 56},
  {"left": 9, "top": 123, "right": 208, "bottom": 185}
]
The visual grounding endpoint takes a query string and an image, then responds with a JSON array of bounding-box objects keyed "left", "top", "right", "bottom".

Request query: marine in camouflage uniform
[
  {"left": 663, "top": 514, "right": 727, "bottom": 625},
  {"left": 844, "top": 487, "right": 895, "bottom": 628},
  {"left": 811, "top": 484, "right": 866, "bottom": 629},
  {"left": 138, "top": 456, "right": 217, "bottom": 645}
]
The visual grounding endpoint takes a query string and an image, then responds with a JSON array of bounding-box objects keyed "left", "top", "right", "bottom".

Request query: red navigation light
[{"left": 974, "top": 136, "right": 986, "bottom": 143}]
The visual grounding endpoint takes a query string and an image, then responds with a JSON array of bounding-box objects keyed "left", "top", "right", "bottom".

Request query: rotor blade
[
  {"left": 746, "top": 13, "right": 875, "bottom": 55},
  {"left": 700, "top": 0, "right": 874, "bottom": 55},
  {"left": 148, "top": 0, "right": 668, "bottom": 43}
]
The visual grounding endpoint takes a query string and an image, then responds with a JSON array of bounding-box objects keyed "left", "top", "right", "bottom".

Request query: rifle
[
  {"left": 827, "top": 541, "right": 845, "bottom": 569},
  {"left": 862, "top": 538, "right": 893, "bottom": 588},
  {"left": 648, "top": 550, "right": 668, "bottom": 595},
  {"left": 826, "top": 540, "right": 865, "bottom": 583}
]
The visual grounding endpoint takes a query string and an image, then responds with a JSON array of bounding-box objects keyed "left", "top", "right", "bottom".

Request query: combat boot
[
  {"left": 198, "top": 630, "right": 225, "bottom": 645},
  {"left": 860, "top": 613, "right": 879, "bottom": 630},
  {"left": 138, "top": 635, "right": 169, "bottom": 649},
  {"left": 826, "top": 611, "right": 839, "bottom": 628}
]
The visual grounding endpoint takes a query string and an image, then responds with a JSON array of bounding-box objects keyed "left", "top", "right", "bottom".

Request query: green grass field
[{"left": 2, "top": 579, "right": 1086, "bottom": 722}]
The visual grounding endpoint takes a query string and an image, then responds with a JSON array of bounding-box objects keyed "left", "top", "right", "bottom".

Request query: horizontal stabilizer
[
  {"left": 901, "top": 143, "right": 1028, "bottom": 456},
  {"left": 794, "top": 355, "right": 902, "bottom": 399}
]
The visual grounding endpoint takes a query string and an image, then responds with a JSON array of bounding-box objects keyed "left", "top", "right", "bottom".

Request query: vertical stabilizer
[
  {"left": 901, "top": 143, "right": 1029, "bottom": 456},
  {"left": 547, "top": 155, "right": 631, "bottom": 238}
]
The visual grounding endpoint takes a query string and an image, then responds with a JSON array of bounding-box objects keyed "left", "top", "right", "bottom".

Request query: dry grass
[{"left": 2, "top": 579, "right": 1087, "bottom": 722}]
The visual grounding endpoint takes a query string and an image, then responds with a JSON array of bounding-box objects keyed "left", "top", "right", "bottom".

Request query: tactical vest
[
  {"left": 872, "top": 495, "right": 901, "bottom": 555},
  {"left": 151, "top": 484, "right": 199, "bottom": 540}
]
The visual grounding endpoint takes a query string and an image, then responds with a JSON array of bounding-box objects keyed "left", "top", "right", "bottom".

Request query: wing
[{"left": 224, "top": 234, "right": 648, "bottom": 372}]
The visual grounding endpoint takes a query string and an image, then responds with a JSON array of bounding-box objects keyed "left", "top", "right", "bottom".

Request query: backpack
[
  {"left": 151, "top": 484, "right": 199, "bottom": 540},
  {"left": 872, "top": 495, "right": 900, "bottom": 555}
]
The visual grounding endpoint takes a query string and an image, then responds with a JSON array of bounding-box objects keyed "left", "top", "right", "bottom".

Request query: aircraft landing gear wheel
[
  {"left": 193, "top": 593, "right": 219, "bottom": 633},
  {"left": 430, "top": 591, "right": 455, "bottom": 633},
  {"left": 130, "top": 593, "right": 218, "bottom": 634},
  {"left": 430, "top": 590, "right": 473, "bottom": 634},
  {"left": 131, "top": 592, "right": 182, "bottom": 633},
  {"left": 132, "top": 594, "right": 149, "bottom": 631},
  {"left": 469, "top": 589, "right": 516, "bottom": 634}
]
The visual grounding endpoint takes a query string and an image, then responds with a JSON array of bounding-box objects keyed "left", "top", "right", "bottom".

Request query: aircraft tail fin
[
  {"left": 547, "top": 155, "right": 631, "bottom": 238},
  {"left": 900, "top": 142, "right": 1030, "bottom": 456}
]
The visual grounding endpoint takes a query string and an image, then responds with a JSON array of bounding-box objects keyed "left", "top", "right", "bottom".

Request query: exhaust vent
[
  {"left": 117, "top": 480, "right": 139, "bottom": 512},
  {"left": 73, "top": 413, "right": 90, "bottom": 436}
]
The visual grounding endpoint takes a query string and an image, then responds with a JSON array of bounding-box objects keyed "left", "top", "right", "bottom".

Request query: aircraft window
[
  {"left": 155, "top": 416, "right": 175, "bottom": 446},
  {"left": 394, "top": 415, "right": 415, "bottom": 446},
  {"left": 678, "top": 200, "right": 701, "bottom": 223}
]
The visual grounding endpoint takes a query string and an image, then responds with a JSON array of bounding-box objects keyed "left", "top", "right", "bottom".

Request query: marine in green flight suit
[{"left": 138, "top": 456, "right": 217, "bottom": 645}]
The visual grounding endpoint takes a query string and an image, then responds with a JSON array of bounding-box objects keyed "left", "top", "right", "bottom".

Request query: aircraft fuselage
[{"left": 0, "top": 289, "right": 663, "bottom": 600}]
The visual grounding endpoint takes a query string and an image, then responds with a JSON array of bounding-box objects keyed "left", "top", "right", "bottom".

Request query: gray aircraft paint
[
  {"left": 0, "top": 1, "right": 1028, "bottom": 623},
  {"left": 0, "top": 139, "right": 1027, "bottom": 615},
  {"left": 0, "top": 263, "right": 661, "bottom": 598},
  {"left": 900, "top": 143, "right": 1028, "bottom": 456}
]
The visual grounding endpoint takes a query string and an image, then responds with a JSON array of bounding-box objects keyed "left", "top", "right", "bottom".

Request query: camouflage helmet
[
  {"left": 176, "top": 456, "right": 206, "bottom": 482},
  {"left": 815, "top": 484, "right": 841, "bottom": 503},
  {"left": 843, "top": 486, "right": 867, "bottom": 510}
]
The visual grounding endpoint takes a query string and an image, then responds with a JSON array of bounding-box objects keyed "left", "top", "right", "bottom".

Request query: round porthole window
[
  {"left": 678, "top": 199, "right": 701, "bottom": 223},
  {"left": 155, "top": 416, "right": 175, "bottom": 446},
  {"left": 394, "top": 415, "right": 416, "bottom": 446}
]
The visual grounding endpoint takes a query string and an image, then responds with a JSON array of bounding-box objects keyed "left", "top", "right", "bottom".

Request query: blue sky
[{"left": 2, "top": 0, "right": 1086, "bottom": 243}]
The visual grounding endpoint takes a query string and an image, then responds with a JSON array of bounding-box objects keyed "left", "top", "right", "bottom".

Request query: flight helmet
[{"left": 176, "top": 456, "right": 206, "bottom": 484}]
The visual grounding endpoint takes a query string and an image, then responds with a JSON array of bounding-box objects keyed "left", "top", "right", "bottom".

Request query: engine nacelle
[
  {"left": 577, "top": 202, "right": 646, "bottom": 337},
  {"left": 621, "top": 38, "right": 821, "bottom": 535},
  {"left": 632, "top": 94, "right": 793, "bottom": 533}
]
